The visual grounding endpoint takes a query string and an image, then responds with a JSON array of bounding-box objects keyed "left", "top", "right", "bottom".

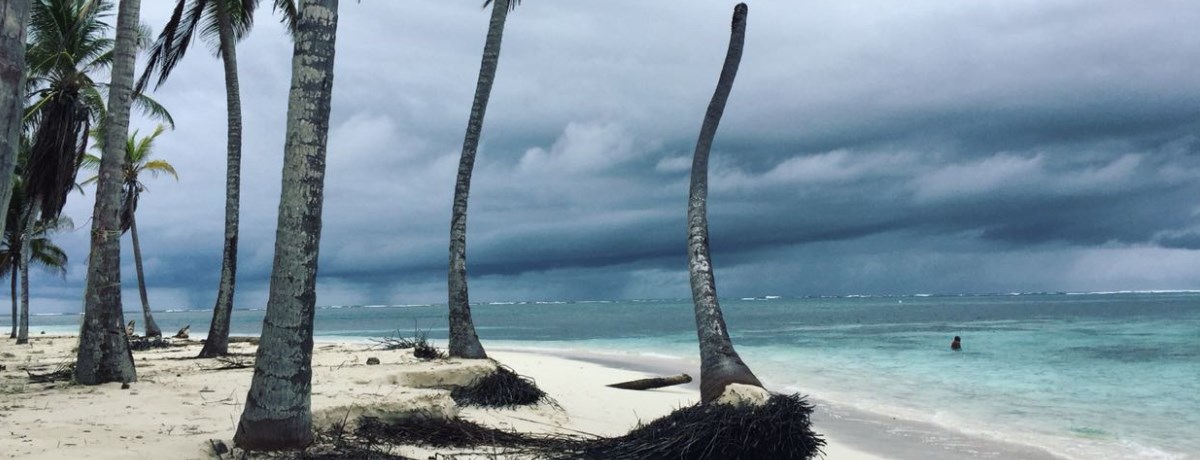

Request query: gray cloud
[{"left": 20, "top": 0, "right": 1200, "bottom": 314}]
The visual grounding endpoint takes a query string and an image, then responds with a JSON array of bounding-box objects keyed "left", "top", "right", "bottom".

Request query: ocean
[{"left": 9, "top": 292, "right": 1198, "bottom": 459}]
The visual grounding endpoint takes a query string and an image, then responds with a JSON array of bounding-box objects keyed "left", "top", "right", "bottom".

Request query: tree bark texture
[
  {"left": 687, "top": 4, "right": 761, "bottom": 404},
  {"left": 129, "top": 213, "right": 161, "bottom": 337},
  {"left": 448, "top": 0, "right": 510, "bottom": 360},
  {"left": 0, "top": 0, "right": 30, "bottom": 247},
  {"left": 75, "top": 0, "right": 140, "bottom": 385},
  {"left": 9, "top": 266, "right": 16, "bottom": 338},
  {"left": 233, "top": 0, "right": 338, "bottom": 450},
  {"left": 199, "top": 0, "right": 244, "bottom": 359},
  {"left": 15, "top": 206, "right": 31, "bottom": 344}
]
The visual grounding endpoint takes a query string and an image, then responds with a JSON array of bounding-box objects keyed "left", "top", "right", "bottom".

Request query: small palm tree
[
  {"left": 1, "top": 182, "right": 70, "bottom": 343},
  {"left": 82, "top": 124, "right": 177, "bottom": 337},
  {"left": 687, "top": 4, "right": 766, "bottom": 404},
  {"left": 447, "top": 0, "right": 522, "bottom": 360},
  {"left": 138, "top": 0, "right": 297, "bottom": 358}
]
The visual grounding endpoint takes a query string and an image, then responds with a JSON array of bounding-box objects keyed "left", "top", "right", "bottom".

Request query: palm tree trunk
[
  {"left": 234, "top": 0, "right": 338, "bottom": 450},
  {"left": 0, "top": 0, "right": 31, "bottom": 243},
  {"left": 75, "top": 0, "right": 140, "bottom": 385},
  {"left": 688, "top": 4, "right": 761, "bottom": 404},
  {"left": 448, "top": 0, "right": 511, "bottom": 360},
  {"left": 129, "top": 212, "right": 161, "bottom": 337},
  {"left": 16, "top": 243, "right": 28, "bottom": 344},
  {"left": 200, "top": 0, "right": 243, "bottom": 359},
  {"left": 9, "top": 266, "right": 16, "bottom": 339}
]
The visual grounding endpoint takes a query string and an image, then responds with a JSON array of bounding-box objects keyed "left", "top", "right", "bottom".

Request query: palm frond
[
  {"left": 482, "top": 0, "right": 521, "bottom": 12},
  {"left": 141, "top": 160, "right": 178, "bottom": 180},
  {"left": 273, "top": 0, "right": 297, "bottom": 36}
]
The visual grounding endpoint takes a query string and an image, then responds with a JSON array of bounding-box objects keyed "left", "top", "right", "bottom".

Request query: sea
[{"left": 7, "top": 291, "right": 1198, "bottom": 460}]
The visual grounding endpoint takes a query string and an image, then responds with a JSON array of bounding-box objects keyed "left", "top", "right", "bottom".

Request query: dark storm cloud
[{"left": 20, "top": 0, "right": 1200, "bottom": 314}]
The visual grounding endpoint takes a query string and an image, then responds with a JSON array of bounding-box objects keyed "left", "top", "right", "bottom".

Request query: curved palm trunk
[
  {"left": 75, "top": 0, "right": 140, "bottom": 385},
  {"left": 0, "top": 0, "right": 30, "bottom": 243},
  {"left": 448, "top": 0, "right": 511, "bottom": 360},
  {"left": 688, "top": 4, "right": 761, "bottom": 404},
  {"left": 199, "top": 1, "right": 243, "bottom": 358},
  {"left": 9, "top": 267, "right": 16, "bottom": 339},
  {"left": 233, "top": 0, "right": 338, "bottom": 450},
  {"left": 129, "top": 212, "right": 161, "bottom": 336}
]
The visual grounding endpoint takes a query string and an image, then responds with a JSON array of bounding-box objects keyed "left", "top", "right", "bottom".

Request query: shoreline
[
  {"left": 492, "top": 345, "right": 1067, "bottom": 460},
  {"left": 2, "top": 335, "right": 884, "bottom": 459}
]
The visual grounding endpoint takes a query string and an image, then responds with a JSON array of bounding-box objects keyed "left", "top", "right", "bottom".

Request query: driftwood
[
  {"left": 174, "top": 325, "right": 190, "bottom": 339},
  {"left": 606, "top": 374, "right": 692, "bottom": 391}
]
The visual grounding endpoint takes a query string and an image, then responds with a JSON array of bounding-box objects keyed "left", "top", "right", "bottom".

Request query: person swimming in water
[{"left": 951, "top": 335, "right": 962, "bottom": 351}]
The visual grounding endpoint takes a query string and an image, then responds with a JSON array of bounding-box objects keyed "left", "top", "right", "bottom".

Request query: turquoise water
[{"left": 10, "top": 292, "right": 1199, "bottom": 459}]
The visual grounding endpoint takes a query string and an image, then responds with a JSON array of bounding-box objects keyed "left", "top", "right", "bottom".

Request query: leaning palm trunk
[
  {"left": 0, "top": 0, "right": 30, "bottom": 243},
  {"left": 199, "top": 3, "right": 243, "bottom": 358},
  {"left": 75, "top": 0, "right": 141, "bottom": 385},
  {"left": 447, "top": 0, "right": 511, "bottom": 360},
  {"left": 234, "top": 0, "right": 339, "bottom": 450},
  {"left": 15, "top": 206, "right": 31, "bottom": 344},
  {"left": 129, "top": 213, "right": 161, "bottom": 337},
  {"left": 688, "top": 3, "right": 762, "bottom": 404}
]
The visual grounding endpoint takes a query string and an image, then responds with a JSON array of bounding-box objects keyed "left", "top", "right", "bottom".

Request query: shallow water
[{"left": 12, "top": 292, "right": 1199, "bottom": 459}]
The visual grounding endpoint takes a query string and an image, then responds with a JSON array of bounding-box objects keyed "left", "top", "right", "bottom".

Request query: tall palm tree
[
  {"left": 82, "top": 124, "right": 177, "bottom": 337},
  {"left": 138, "top": 0, "right": 296, "bottom": 358},
  {"left": 234, "top": 0, "right": 338, "bottom": 449},
  {"left": 0, "top": 0, "right": 32, "bottom": 248},
  {"left": 74, "top": 0, "right": 141, "bottom": 385},
  {"left": 447, "top": 0, "right": 521, "bottom": 360},
  {"left": 687, "top": 4, "right": 764, "bottom": 404}
]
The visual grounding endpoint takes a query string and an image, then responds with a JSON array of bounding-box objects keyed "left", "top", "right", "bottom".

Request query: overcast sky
[{"left": 24, "top": 0, "right": 1200, "bottom": 312}]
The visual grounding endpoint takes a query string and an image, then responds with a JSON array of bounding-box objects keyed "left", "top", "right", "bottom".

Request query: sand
[{"left": 0, "top": 335, "right": 883, "bottom": 459}]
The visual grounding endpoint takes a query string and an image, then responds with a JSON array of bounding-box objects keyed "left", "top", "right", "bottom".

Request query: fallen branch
[{"left": 607, "top": 374, "right": 692, "bottom": 391}]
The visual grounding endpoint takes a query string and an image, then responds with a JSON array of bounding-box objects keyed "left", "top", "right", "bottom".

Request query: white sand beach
[{"left": 0, "top": 335, "right": 882, "bottom": 459}]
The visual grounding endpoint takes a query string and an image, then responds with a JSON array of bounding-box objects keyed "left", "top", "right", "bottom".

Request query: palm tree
[
  {"left": 137, "top": 0, "right": 296, "bottom": 358},
  {"left": 81, "top": 124, "right": 177, "bottom": 338},
  {"left": 447, "top": 0, "right": 521, "bottom": 360},
  {"left": 74, "top": 0, "right": 141, "bottom": 385},
  {"left": 0, "top": 0, "right": 33, "bottom": 248},
  {"left": 233, "top": 0, "right": 338, "bottom": 449},
  {"left": 3, "top": 145, "right": 69, "bottom": 342},
  {"left": 687, "top": 4, "right": 765, "bottom": 404},
  {"left": 22, "top": 0, "right": 172, "bottom": 231}
]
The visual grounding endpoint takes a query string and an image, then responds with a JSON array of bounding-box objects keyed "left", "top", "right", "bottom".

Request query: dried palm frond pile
[
  {"left": 560, "top": 393, "right": 825, "bottom": 460},
  {"left": 27, "top": 361, "right": 75, "bottom": 383},
  {"left": 348, "top": 393, "right": 824, "bottom": 460},
  {"left": 450, "top": 365, "right": 553, "bottom": 408}
]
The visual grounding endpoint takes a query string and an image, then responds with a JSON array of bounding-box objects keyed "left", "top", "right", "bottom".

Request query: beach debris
[
  {"left": 371, "top": 329, "right": 445, "bottom": 361},
  {"left": 366, "top": 357, "right": 381, "bottom": 365},
  {"left": 174, "top": 325, "right": 190, "bottom": 339},
  {"left": 125, "top": 320, "right": 136, "bottom": 337},
  {"left": 1, "top": 364, "right": 7, "bottom": 371},
  {"left": 607, "top": 373, "right": 692, "bottom": 391},
  {"left": 129, "top": 336, "right": 172, "bottom": 351},
  {"left": 205, "top": 355, "right": 253, "bottom": 371},
  {"left": 27, "top": 361, "right": 75, "bottom": 384},
  {"left": 121, "top": 382, "right": 131, "bottom": 390},
  {"left": 351, "top": 393, "right": 822, "bottom": 459},
  {"left": 450, "top": 365, "right": 553, "bottom": 408}
]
